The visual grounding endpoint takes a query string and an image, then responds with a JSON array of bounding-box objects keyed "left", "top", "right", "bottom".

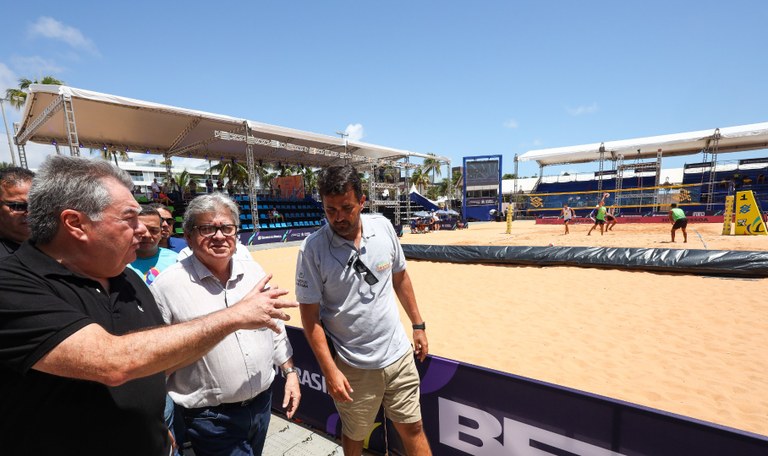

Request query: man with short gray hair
[{"left": 0, "top": 156, "right": 297, "bottom": 456}]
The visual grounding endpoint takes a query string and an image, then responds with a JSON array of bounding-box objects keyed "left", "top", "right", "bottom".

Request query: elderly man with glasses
[
  {"left": 150, "top": 193, "right": 301, "bottom": 456},
  {"left": 0, "top": 166, "right": 35, "bottom": 258}
]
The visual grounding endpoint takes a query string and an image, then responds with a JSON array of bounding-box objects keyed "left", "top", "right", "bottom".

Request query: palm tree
[
  {"left": 421, "top": 154, "right": 442, "bottom": 185},
  {"left": 298, "top": 165, "right": 318, "bottom": 196},
  {"left": 208, "top": 159, "right": 250, "bottom": 191},
  {"left": 5, "top": 76, "right": 65, "bottom": 110},
  {"left": 426, "top": 185, "right": 440, "bottom": 201},
  {"left": 174, "top": 169, "right": 192, "bottom": 195},
  {"left": 254, "top": 165, "right": 277, "bottom": 192},
  {"left": 410, "top": 168, "right": 431, "bottom": 194},
  {"left": 102, "top": 147, "right": 128, "bottom": 168}
]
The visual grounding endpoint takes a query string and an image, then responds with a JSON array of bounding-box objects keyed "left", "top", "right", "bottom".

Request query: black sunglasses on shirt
[{"left": 351, "top": 257, "right": 379, "bottom": 286}]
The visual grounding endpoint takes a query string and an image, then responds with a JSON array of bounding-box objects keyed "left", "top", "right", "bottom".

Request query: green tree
[
  {"left": 208, "top": 159, "right": 249, "bottom": 190},
  {"left": 298, "top": 165, "right": 318, "bottom": 195},
  {"left": 174, "top": 169, "right": 192, "bottom": 196},
  {"left": 254, "top": 164, "right": 277, "bottom": 191},
  {"left": 90, "top": 147, "right": 127, "bottom": 168},
  {"left": 502, "top": 173, "right": 517, "bottom": 180},
  {"left": 425, "top": 185, "right": 440, "bottom": 201},
  {"left": 437, "top": 177, "right": 453, "bottom": 199},
  {"left": 5, "top": 76, "right": 65, "bottom": 109},
  {"left": 410, "top": 168, "right": 431, "bottom": 194},
  {"left": 421, "top": 153, "right": 442, "bottom": 184}
]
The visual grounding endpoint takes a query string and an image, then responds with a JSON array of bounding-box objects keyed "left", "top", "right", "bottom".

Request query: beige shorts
[{"left": 334, "top": 350, "right": 422, "bottom": 441}]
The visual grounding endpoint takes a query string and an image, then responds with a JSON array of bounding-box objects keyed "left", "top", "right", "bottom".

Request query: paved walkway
[
  {"left": 263, "top": 415, "right": 343, "bottom": 455},
  {"left": 182, "top": 414, "right": 355, "bottom": 455}
]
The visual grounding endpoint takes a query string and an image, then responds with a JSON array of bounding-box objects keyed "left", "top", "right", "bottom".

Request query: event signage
[
  {"left": 466, "top": 197, "right": 498, "bottom": 206},
  {"left": 271, "top": 327, "right": 768, "bottom": 455},
  {"left": 238, "top": 227, "right": 316, "bottom": 246}
]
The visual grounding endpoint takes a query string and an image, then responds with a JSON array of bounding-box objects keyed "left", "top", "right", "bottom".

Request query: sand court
[{"left": 251, "top": 220, "right": 768, "bottom": 437}]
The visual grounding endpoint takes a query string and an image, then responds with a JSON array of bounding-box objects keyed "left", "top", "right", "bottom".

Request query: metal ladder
[
  {"left": 705, "top": 129, "right": 721, "bottom": 211},
  {"left": 614, "top": 154, "right": 624, "bottom": 210},
  {"left": 62, "top": 94, "right": 80, "bottom": 156}
]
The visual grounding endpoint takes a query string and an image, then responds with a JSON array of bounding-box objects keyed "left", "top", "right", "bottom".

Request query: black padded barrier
[{"left": 401, "top": 244, "right": 768, "bottom": 278}]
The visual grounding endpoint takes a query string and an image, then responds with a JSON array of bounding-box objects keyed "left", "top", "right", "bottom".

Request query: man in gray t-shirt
[{"left": 296, "top": 165, "right": 431, "bottom": 456}]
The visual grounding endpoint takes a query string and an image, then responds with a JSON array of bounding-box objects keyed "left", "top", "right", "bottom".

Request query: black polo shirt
[
  {"left": 0, "top": 242, "right": 171, "bottom": 455},
  {"left": 0, "top": 238, "right": 19, "bottom": 259}
]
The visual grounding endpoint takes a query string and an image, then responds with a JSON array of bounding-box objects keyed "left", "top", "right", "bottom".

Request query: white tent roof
[
  {"left": 15, "top": 84, "right": 449, "bottom": 168},
  {"left": 518, "top": 122, "right": 768, "bottom": 167}
]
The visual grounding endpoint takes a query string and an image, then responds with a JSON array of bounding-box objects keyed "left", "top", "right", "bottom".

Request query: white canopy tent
[
  {"left": 13, "top": 84, "right": 450, "bottom": 228},
  {"left": 14, "top": 84, "right": 448, "bottom": 169},
  {"left": 518, "top": 122, "right": 768, "bottom": 167}
]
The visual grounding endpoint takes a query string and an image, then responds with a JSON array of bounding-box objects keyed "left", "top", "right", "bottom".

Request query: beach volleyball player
[{"left": 560, "top": 203, "right": 575, "bottom": 234}]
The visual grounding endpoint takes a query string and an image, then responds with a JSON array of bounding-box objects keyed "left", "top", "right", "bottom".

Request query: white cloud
[
  {"left": 344, "top": 123, "right": 364, "bottom": 142},
  {"left": 0, "top": 63, "right": 16, "bottom": 93},
  {"left": 28, "top": 17, "right": 99, "bottom": 56},
  {"left": 566, "top": 102, "right": 599, "bottom": 116},
  {"left": 503, "top": 119, "right": 519, "bottom": 129},
  {"left": 10, "top": 55, "right": 65, "bottom": 77}
]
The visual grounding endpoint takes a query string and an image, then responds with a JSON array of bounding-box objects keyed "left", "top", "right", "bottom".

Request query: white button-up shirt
[{"left": 151, "top": 254, "right": 292, "bottom": 408}]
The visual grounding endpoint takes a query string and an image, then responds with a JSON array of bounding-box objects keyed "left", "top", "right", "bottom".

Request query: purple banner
[
  {"left": 272, "top": 328, "right": 768, "bottom": 456},
  {"left": 238, "top": 227, "right": 317, "bottom": 246}
]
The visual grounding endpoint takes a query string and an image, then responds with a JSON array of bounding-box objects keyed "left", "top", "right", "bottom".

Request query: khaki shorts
[{"left": 334, "top": 350, "right": 422, "bottom": 441}]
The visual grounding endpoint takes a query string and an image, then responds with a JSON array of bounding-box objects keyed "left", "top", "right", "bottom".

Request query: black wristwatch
[{"left": 412, "top": 322, "right": 426, "bottom": 330}]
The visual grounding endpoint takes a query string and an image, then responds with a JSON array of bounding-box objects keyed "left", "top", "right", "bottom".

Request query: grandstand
[{"left": 515, "top": 122, "right": 768, "bottom": 218}]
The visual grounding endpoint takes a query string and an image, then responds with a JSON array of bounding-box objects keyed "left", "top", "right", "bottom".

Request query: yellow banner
[
  {"left": 734, "top": 191, "right": 767, "bottom": 236},
  {"left": 721, "top": 195, "right": 734, "bottom": 235}
]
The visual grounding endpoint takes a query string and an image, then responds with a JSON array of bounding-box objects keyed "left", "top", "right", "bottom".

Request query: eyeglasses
[
  {"left": 1, "top": 201, "right": 28, "bottom": 213},
  {"left": 351, "top": 257, "right": 379, "bottom": 286},
  {"left": 160, "top": 217, "right": 175, "bottom": 225},
  {"left": 194, "top": 224, "right": 238, "bottom": 237}
]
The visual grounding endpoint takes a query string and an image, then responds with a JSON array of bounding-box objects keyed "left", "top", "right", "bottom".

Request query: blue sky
[{"left": 1, "top": 1, "right": 767, "bottom": 178}]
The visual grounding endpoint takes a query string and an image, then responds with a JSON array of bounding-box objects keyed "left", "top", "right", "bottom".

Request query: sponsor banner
[
  {"left": 273, "top": 175, "right": 305, "bottom": 199},
  {"left": 238, "top": 227, "right": 317, "bottom": 245},
  {"left": 466, "top": 197, "right": 498, "bottom": 207},
  {"left": 734, "top": 190, "right": 767, "bottom": 235},
  {"left": 272, "top": 327, "right": 768, "bottom": 455}
]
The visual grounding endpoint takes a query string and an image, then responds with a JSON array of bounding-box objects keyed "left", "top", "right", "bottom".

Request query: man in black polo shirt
[
  {"left": 0, "top": 156, "right": 298, "bottom": 455},
  {"left": 0, "top": 166, "right": 34, "bottom": 258}
]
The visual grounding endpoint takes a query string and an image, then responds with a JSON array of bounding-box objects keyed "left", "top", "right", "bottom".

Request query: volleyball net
[{"left": 516, "top": 183, "right": 705, "bottom": 217}]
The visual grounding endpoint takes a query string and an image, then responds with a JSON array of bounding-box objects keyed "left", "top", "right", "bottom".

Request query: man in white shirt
[{"left": 151, "top": 193, "right": 301, "bottom": 456}]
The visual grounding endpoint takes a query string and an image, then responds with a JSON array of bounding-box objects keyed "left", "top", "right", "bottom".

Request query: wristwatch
[
  {"left": 412, "top": 322, "right": 426, "bottom": 330},
  {"left": 282, "top": 367, "right": 298, "bottom": 377}
]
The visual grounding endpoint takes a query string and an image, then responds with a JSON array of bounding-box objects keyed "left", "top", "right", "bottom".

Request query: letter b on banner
[{"left": 438, "top": 397, "right": 624, "bottom": 455}]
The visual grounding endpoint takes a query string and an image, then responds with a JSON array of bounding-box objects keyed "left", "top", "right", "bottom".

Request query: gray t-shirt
[{"left": 295, "top": 214, "right": 410, "bottom": 369}]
